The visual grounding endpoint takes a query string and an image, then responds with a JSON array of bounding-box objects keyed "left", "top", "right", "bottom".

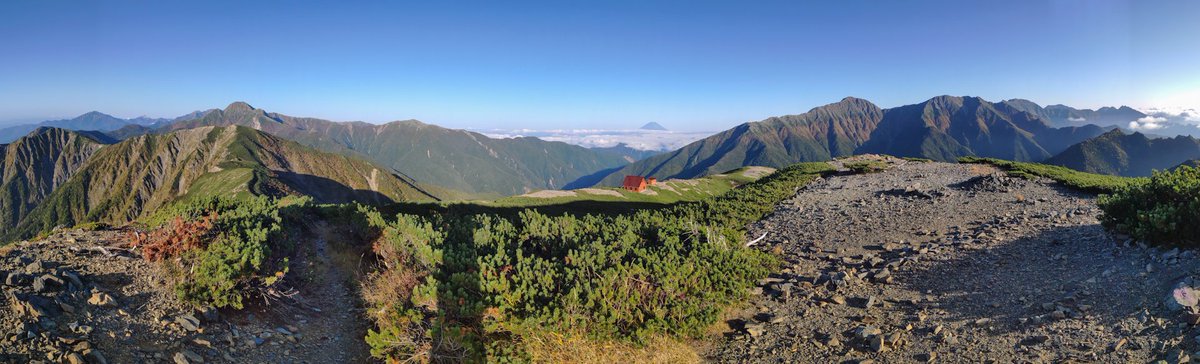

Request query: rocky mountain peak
[{"left": 224, "top": 101, "right": 256, "bottom": 113}]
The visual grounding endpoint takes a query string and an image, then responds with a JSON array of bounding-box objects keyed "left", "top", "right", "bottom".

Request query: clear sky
[{"left": 1, "top": 0, "right": 1197, "bottom": 131}]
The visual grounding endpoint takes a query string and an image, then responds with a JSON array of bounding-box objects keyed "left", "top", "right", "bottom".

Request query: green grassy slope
[
  {"left": 4, "top": 126, "right": 447, "bottom": 241},
  {"left": 959, "top": 156, "right": 1144, "bottom": 193},
  {"left": 490, "top": 166, "right": 778, "bottom": 207},
  {"left": 0, "top": 128, "right": 108, "bottom": 236},
  {"left": 160, "top": 102, "right": 632, "bottom": 196}
]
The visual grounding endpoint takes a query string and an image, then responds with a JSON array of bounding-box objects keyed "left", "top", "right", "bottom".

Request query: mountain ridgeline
[
  {"left": 2, "top": 126, "right": 442, "bottom": 241},
  {"left": 149, "top": 102, "right": 632, "bottom": 196},
  {"left": 0, "top": 111, "right": 173, "bottom": 144},
  {"left": 0, "top": 128, "right": 108, "bottom": 237},
  {"left": 1044, "top": 129, "right": 1200, "bottom": 176},
  {"left": 597, "top": 96, "right": 1109, "bottom": 186},
  {"left": 1000, "top": 99, "right": 1147, "bottom": 128}
]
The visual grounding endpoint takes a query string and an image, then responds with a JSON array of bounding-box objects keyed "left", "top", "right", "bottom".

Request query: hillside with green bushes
[{"left": 4, "top": 126, "right": 444, "bottom": 241}]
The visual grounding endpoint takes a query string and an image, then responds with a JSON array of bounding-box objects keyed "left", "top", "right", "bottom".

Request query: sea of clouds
[
  {"left": 1128, "top": 107, "right": 1200, "bottom": 136},
  {"left": 474, "top": 128, "right": 713, "bottom": 151}
]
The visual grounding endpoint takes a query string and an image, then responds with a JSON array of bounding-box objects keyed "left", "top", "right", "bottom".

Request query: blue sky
[{"left": 1, "top": 0, "right": 1197, "bottom": 131}]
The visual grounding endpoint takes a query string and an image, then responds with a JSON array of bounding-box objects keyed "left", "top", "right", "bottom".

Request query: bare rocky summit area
[
  {"left": 706, "top": 157, "right": 1199, "bottom": 363},
  {"left": 0, "top": 226, "right": 370, "bottom": 364}
]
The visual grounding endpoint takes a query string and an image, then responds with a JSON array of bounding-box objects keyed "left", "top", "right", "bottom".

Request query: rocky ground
[
  {"left": 707, "top": 156, "right": 1200, "bottom": 363},
  {"left": 0, "top": 225, "right": 371, "bottom": 364}
]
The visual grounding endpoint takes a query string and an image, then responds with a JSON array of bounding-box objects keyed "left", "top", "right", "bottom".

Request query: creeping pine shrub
[
  {"left": 360, "top": 162, "right": 833, "bottom": 362},
  {"left": 359, "top": 206, "right": 449, "bottom": 362},
  {"left": 959, "top": 156, "right": 1143, "bottom": 194},
  {"left": 844, "top": 160, "right": 889, "bottom": 174},
  {"left": 1099, "top": 166, "right": 1200, "bottom": 246},
  {"left": 136, "top": 196, "right": 298, "bottom": 309}
]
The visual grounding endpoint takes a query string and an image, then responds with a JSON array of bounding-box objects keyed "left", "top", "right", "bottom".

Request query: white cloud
[
  {"left": 1129, "top": 116, "right": 1168, "bottom": 130},
  {"left": 1067, "top": 116, "right": 1086, "bottom": 122},
  {"left": 473, "top": 128, "right": 713, "bottom": 151},
  {"left": 1141, "top": 107, "right": 1200, "bottom": 125}
]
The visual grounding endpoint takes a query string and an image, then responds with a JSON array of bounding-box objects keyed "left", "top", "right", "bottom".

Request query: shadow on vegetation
[
  {"left": 562, "top": 166, "right": 624, "bottom": 190},
  {"left": 383, "top": 199, "right": 686, "bottom": 221},
  {"left": 273, "top": 171, "right": 396, "bottom": 205}
]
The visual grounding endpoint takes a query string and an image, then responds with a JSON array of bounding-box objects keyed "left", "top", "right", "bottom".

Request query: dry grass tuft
[{"left": 522, "top": 330, "right": 701, "bottom": 364}]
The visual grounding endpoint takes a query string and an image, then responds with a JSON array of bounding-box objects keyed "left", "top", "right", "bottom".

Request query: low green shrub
[
  {"left": 844, "top": 160, "right": 889, "bottom": 174},
  {"left": 359, "top": 162, "right": 833, "bottom": 362},
  {"left": 141, "top": 196, "right": 305, "bottom": 309},
  {"left": 1099, "top": 166, "right": 1200, "bottom": 246},
  {"left": 958, "top": 156, "right": 1143, "bottom": 193}
]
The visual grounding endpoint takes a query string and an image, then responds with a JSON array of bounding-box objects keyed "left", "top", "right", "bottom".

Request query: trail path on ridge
[{"left": 707, "top": 157, "right": 1199, "bottom": 363}]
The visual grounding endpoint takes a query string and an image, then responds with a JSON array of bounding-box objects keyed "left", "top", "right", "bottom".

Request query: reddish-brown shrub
[{"left": 130, "top": 212, "right": 218, "bottom": 261}]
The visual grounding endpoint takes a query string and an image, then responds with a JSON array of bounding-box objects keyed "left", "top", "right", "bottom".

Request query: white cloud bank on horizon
[
  {"left": 475, "top": 128, "right": 713, "bottom": 151},
  {"left": 1129, "top": 116, "right": 1168, "bottom": 130},
  {"left": 1141, "top": 107, "right": 1200, "bottom": 125}
]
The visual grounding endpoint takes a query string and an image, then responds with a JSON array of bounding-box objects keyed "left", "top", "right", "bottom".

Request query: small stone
[
  {"left": 830, "top": 295, "right": 846, "bottom": 305},
  {"left": 84, "top": 349, "right": 107, "bottom": 364},
  {"left": 1051, "top": 310, "right": 1067, "bottom": 320},
  {"left": 175, "top": 349, "right": 203, "bottom": 364},
  {"left": 974, "top": 318, "right": 992, "bottom": 326},
  {"left": 4, "top": 272, "right": 28, "bottom": 286},
  {"left": 869, "top": 335, "right": 887, "bottom": 352},
  {"left": 176, "top": 314, "right": 200, "bottom": 332},
  {"left": 87, "top": 292, "right": 116, "bottom": 307},
  {"left": 855, "top": 325, "right": 882, "bottom": 339},
  {"left": 32, "top": 274, "right": 64, "bottom": 292},
  {"left": 825, "top": 336, "right": 842, "bottom": 348},
  {"left": 1113, "top": 338, "right": 1128, "bottom": 352},
  {"left": 66, "top": 353, "right": 86, "bottom": 364},
  {"left": 60, "top": 270, "right": 84, "bottom": 290},
  {"left": 744, "top": 323, "right": 766, "bottom": 337}
]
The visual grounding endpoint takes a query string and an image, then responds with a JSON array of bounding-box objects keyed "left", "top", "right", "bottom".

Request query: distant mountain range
[
  {"left": 113, "top": 102, "right": 633, "bottom": 196},
  {"left": 0, "top": 112, "right": 174, "bottom": 143},
  {"left": 1044, "top": 129, "right": 1200, "bottom": 176},
  {"left": 2, "top": 126, "right": 443, "bottom": 241},
  {"left": 1000, "top": 99, "right": 1147, "bottom": 128},
  {"left": 5, "top": 96, "right": 1194, "bottom": 204},
  {"left": 595, "top": 96, "right": 1111, "bottom": 186}
]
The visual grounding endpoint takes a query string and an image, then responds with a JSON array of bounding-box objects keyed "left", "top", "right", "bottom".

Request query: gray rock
[
  {"left": 175, "top": 314, "right": 201, "bottom": 332},
  {"left": 4, "top": 272, "right": 28, "bottom": 286},
  {"left": 87, "top": 291, "right": 116, "bottom": 307},
  {"left": 855, "top": 325, "right": 881, "bottom": 340},
  {"left": 869, "top": 335, "right": 887, "bottom": 352},
  {"left": 744, "top": 323, "right": 766, "bottom": 337},
  {"left": 84, "top": 349, "right": 107, "bottom": 364},
  {"left": 65, "top": 352, "right": 86, "bottom": 364},
  {"left": 32, "top": 274, "right": 64, "bottom": 292},
  {"left": 59, "top": 270, "right": 84, "bottom": 291}
]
